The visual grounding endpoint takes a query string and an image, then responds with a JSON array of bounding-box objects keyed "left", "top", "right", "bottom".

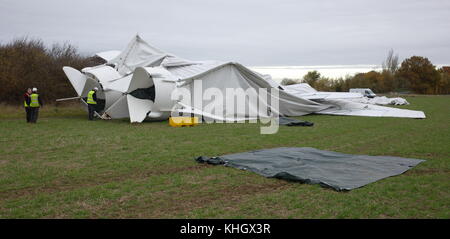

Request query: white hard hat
[
  {"left": 32, "top": 87, "right": 37, "bottom": 92},
  {"left": 93, "top": 87, "right": 99, "bottom": 91}
]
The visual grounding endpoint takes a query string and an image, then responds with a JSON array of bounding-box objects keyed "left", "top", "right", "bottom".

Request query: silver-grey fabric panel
[{"left": 196, "top": 147, "right": 424, "bottom": 191}]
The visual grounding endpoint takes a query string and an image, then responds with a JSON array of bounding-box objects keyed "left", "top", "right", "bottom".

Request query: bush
[
  {"left": 280, "top": 78, "right": 298, "bottom": 85},
  {"left": 0, "top": 37, "right": 103, "bottom": 105}
]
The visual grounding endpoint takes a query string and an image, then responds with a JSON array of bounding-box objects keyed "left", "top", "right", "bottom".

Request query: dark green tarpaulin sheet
[
  {"left": 278, "top": 117, "right": 314, "bottom": 126},
  {"left": 196, "top": 147, "right": 424, "bottom": 191}
]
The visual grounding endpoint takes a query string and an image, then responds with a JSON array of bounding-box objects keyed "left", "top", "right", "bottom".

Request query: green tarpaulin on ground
[{"left": 196, "top": 147, "right": 424, "bottom": 191}]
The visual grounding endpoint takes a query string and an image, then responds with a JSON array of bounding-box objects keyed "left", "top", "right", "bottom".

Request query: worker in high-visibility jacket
[
  {"left": 23, "top": 88, "right": 32, "bottom": 123},
  {"left": 26, "top": 87, "right": 43, "bottom": 123},
  {"left": 86, "top": 87, "right": 98, "bottom": 120}
]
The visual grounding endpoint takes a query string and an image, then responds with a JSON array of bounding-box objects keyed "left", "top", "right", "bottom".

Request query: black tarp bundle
[
  {"left": 196, "top": 147, "right": 424, "bottom": 191},
  {"left": 278, "top": 117, "right": 314, "bottom": 126}
]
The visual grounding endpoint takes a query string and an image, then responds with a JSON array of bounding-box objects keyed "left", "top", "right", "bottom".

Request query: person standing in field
[
  {"left": 27, "top": 87, "right": 43, "bottom": 123},
  {"left": 23, "top": 88, "right": 32, "bottom": 123},
  {"left": 86, "top": 87, "right": 98, "bottom": 120}
]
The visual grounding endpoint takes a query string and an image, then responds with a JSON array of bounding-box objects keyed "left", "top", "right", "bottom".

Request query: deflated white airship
[{"left": 61, "top": 35, "right": 425, "bottom": 123}]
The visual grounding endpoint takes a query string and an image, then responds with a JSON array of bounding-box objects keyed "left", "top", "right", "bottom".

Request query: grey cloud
[{"left": 0, "top": 0, "right": 449, "bottom": 65}]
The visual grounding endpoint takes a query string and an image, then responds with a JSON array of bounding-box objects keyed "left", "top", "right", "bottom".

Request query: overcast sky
[{"left": 1, "top": 0, "right": 449, "bottom": 66}]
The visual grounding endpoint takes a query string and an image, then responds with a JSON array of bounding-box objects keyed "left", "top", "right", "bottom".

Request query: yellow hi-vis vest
[
  {"left": 87, "top": 90, "right": 96, "bottom": 105},
  {"left": 29, "top": 93, "right": 40, "bottom": 107},
  {"left": 24, "top": 94, "right": 29, "bottom": 107}
]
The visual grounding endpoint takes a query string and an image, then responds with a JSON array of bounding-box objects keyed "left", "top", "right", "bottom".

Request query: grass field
[{"left": 0, "top": 96, "right": 449, "bottom": 218}]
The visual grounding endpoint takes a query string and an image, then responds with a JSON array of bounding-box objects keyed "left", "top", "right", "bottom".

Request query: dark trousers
[
  {"left": 88, "top": 104, "right": 96, "bottom": 120},
  {"left": 29, "top": 107, "right": 39, "bottom": 123},
  {"left": 25, "top": 107, "right": 32, "bottom": 122}
]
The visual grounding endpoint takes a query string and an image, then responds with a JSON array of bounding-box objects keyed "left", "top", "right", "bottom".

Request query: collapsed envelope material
[{"left": 63, "top": 35, "right": 426, "bottom": 123}]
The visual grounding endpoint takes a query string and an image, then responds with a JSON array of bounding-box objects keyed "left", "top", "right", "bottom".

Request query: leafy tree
[
  {"left": 330, "top": 78, "right": 346, "bottom": 92},
  {"left": 302, "top": 71, "right": 321, "bottom": 87},
  {"left": 345, "top": 71, "right": 382, "bottom": 93},
  {"left": 280, "top": 78, "right": 298, "bottom": 85},
  {"left": 380, "top": 70, "right": 394, "bottom": 93},
  {"left": 437, "top": 68, "right": 450, "bottom": 94},
  {"left": 396, "top": 56, "right": 440, "bottom": 94}
]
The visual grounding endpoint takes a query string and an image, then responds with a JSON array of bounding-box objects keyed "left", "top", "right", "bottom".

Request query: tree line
[
  {"left": 1, "top": 38, "right": 449, "bottom": 106},
  {"left": 281, "top": 50, "right": 450, "bottom": 94},
  {"left": 0, "top": 37, "right": 103, "bottom": 105}
]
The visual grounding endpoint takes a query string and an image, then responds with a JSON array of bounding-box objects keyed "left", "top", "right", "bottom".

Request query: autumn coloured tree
[
  {"left": 302, "top": 70, "right": 321, "bottom": 87},
  {"left": 0, "top": 37, "right": 102, "bottom": 104},
  {"left": 396, "top": 56, "right": 441, "bottom": 94}
]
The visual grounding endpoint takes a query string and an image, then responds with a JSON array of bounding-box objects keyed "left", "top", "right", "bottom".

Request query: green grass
[{"left": 0, "top": 96, "right": 449, "bottom": 218}]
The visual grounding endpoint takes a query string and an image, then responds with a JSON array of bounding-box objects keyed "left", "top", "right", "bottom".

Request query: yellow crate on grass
[{"left": 169, "top": 117, "right": 199, "bottom": 127}]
